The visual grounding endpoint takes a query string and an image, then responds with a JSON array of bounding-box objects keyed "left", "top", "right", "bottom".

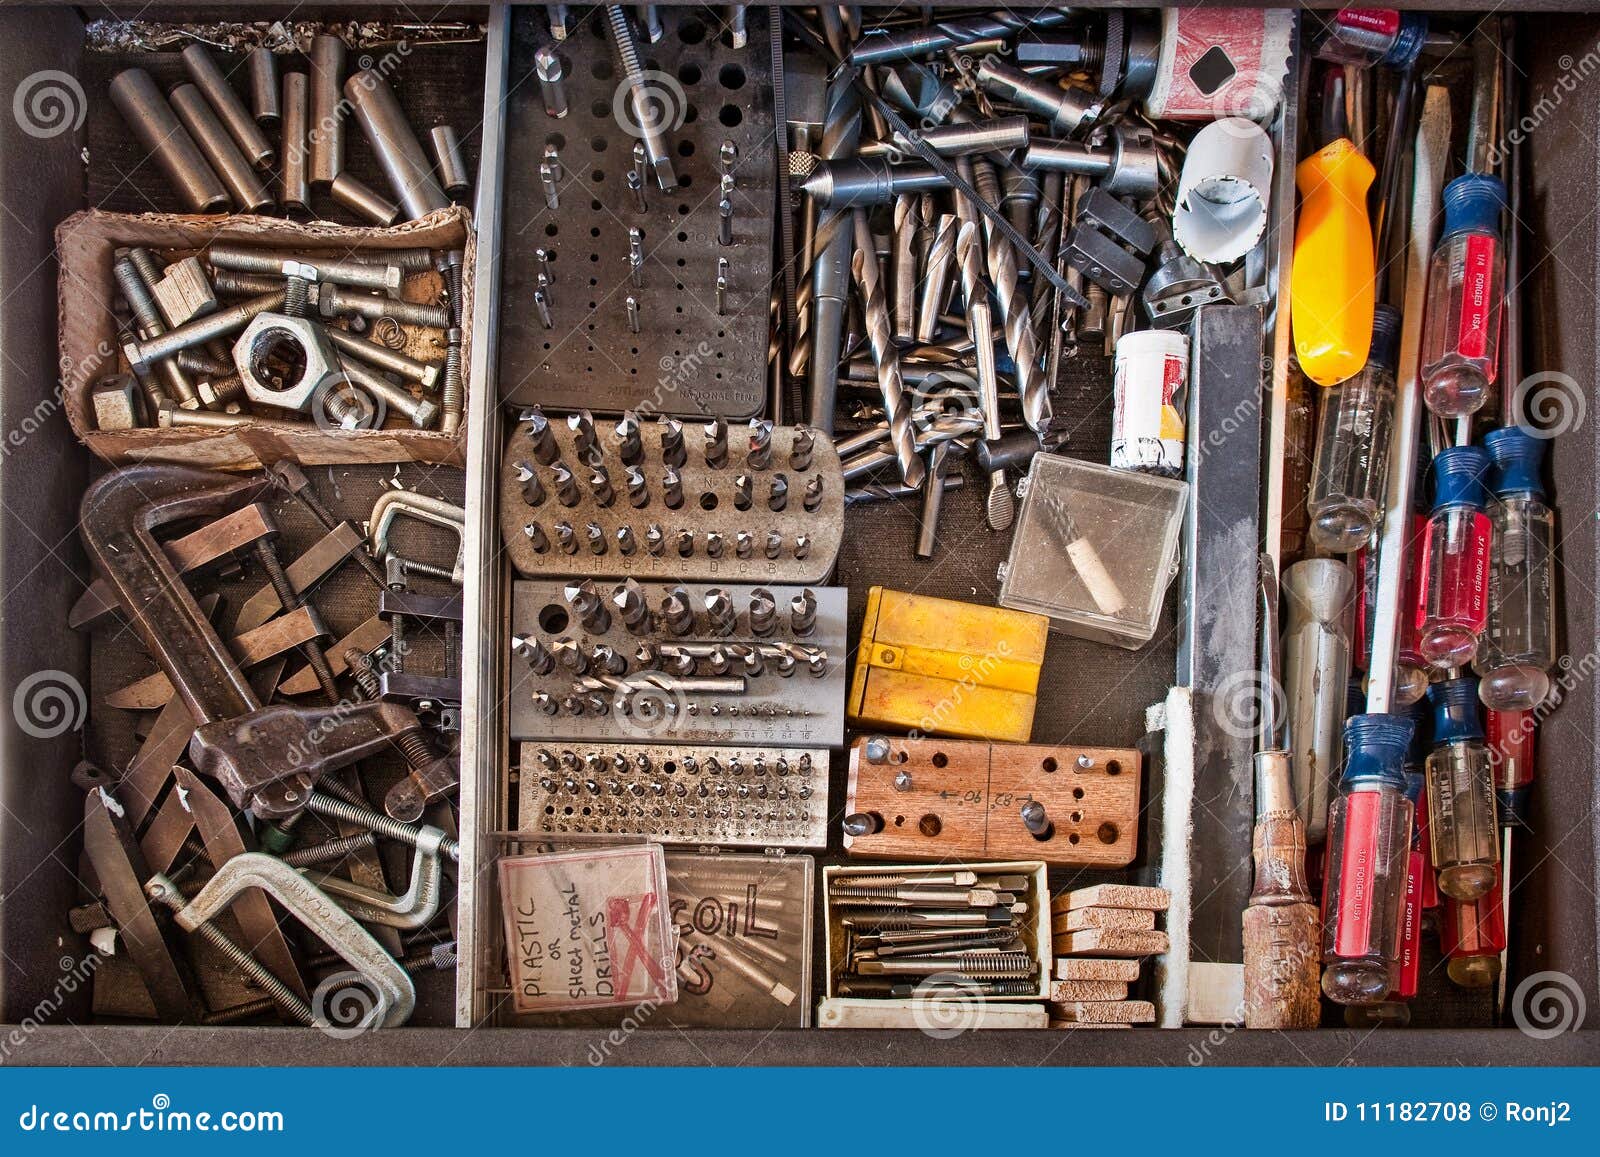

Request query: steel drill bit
[
  {"left": 625, "top": 295, "right": 640, "bottom": 334},
  {"left": 512, "top": 634, "right": 555, "bottom": 675},
  {"left": 747, "top": 418, "right": 773, "bottom": 469},
  {"left": 790, "top": 424, "right": 815, "bottom": 470},
  {"left": 551, "top": 463, "right": 580, "bottom": 507},
  {"left": 625, "top": 465, "right": 649, "bottom": 507},
  {"left": 677, "top": 528, "right": 694, "bottom": 557},
  {"left": 524, "top": 521, "right": 550, "bottom": 553},
  {"left": 514, "top": 460, "right": 545, "bottom": 506},
  {"left": 533, "top": 289, "right": 553, "bottom": 329},
  {"left": 533, "top": 691, "right": 558, "bottom": 715},
  {"left": 568, "top": 409, "right": 598, "bottom": 457},
  {"left": 662, "top": 466, "right": 684, "bottom": 509},
  {"left": 522, "top": 406, "right": 560, "bottom": 463},
  {"left": 646, "top": 523, "right": 665, "bottom": 556},
  {"left": 590, "top": 467, "right": 615, "bottom": 506},
  {"left": 916, "top": 214, "right": 958, "bottom": 345},
  {"left": 768, "top": 474, "right": 789, "bottom": 511},
  {"left": 553, "top": 636, "right": 588, "bottom": 675},
  {"left": 764, "top": 530, "right": 782, "bottom": 559},
  {"left": 890, "top": 194, "right": 919, "bottom": 346},
  {"left": 733, "top": 472, "right": 753, "bottom": 510},
  {"left": 634, "top": 642, "right": 659, "bottom": 670},
  {"left": 703, "top": 417, "right": 728, "bottom": 468},
  {"left": 611, "top": 578, "right": 650, "bottom": 634},
  {"left": 615, "top": 411, "right": 643, "bottom": 464},
  {"left": 803, "top": 474, "right": 824, "bottom": 512},
  {"left": 795, "top": 534, "right": 811, "bottom": 560},
  {"left": 627, "top": 168, "right": 647, "bottom": 212},
  {"left": 554, "top": 521, "right": 578, "bottom": 554},
  {"left": 659, "top": 415, "right": 686, "bottom": 467},
  {"left": 850, "top": 212, "right": 924, "bottom": 487},
  {"left": 616, "top": 524, "right": 637, "bottom": 554},
  {"left": 584, "top": 522, "right": 607, "bottom": 555},
  {"left": 973, "top": 159, "right": 1049, "bottom": 436},
  {"left": 748, "top": 588, "right": 776, "bottom": 636},
  {"left": 791, "top": 590, "right": 817, "bottom": 636},
  {"left": 705, "top": 588, "right": 736, "bottom": 635},
  {"left": 705, "top": 530, "right": 724, "bottom": 558},
  {"left": 662, "top": 586, "right": 695, "bottom": 636},
  {"left": 954, "top": 218, "right": 1014, "bottom": 532},
  {"left": 807, "top": 75, "right": 862, "bottom": 433},
  {"left": 736, "top": 530, "right": 754, "bottom": 558}
]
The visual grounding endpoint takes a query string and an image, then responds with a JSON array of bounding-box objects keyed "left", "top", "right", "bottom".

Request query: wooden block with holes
[{"left": 842, "top": 737, "right": 1140, "bottom": 867}]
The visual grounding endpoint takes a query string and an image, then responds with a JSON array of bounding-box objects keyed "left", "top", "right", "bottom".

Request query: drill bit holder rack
[
  {"left": 509, "top": 579, "right": 848, "bottom": 746},
  {"left": 517, "top": 742, "right": 829, "bottom": 848},
  {"left": 500, "top": 410, "right": 844, "bottom": 583},
  {"left": 497, "top": 7, "right": 775, "bottom": 418}
]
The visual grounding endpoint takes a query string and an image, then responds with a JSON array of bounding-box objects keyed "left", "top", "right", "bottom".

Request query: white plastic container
[{"left": 1112, "top": 329, "right": 1189, "bottom": 477}]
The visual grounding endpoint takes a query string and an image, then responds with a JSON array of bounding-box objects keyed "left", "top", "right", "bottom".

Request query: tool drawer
[{"left": 0, "top": 5, "right": 1596, "bottom": 1065}]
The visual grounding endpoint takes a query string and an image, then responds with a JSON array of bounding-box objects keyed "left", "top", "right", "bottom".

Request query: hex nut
[
  {"left": 232, "top": 312, "right": 341, "bottom": 413},
  {"left": 91, "top": 374, "right": 144, "bottom": 430}
]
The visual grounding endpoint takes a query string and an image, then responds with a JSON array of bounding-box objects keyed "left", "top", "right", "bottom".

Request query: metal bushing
[{"left": 231, "top": 312, "right": 340, "bottom": 413}]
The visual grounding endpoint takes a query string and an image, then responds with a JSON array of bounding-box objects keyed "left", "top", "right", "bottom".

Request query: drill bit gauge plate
[
  {"left": 500, "top": 409, "right": 844, "bottom": 584},
  {"left": 509, "top": 579, "right": 848, "bottom": 747},
  {"left": 517, "top": 743, "right": 829, "bottom": 849}
]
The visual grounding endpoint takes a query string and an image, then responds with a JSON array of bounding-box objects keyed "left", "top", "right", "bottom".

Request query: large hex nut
[
  {"left": 232, "top": 312, "right": 341, "bottom": 414},
  {"left": 91, "top": 373, "right": 144, "bottom": 430}
]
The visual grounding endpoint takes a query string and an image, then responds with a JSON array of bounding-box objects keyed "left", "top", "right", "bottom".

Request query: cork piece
[
  {"left": 1049, "top": 999, "right": 1156, "bottom": 1024},
  {"left": 1053, "top": 929, "right": 1171, "bottom": 957},
  {"left": 1051, "top": 883, "right": 1171, "bottom": 913},
  {"left": 1059, "top": 906, "right": 1157, "bottom": 933},
  {"left": 1047, "top": 979, "right": 1129, "bottom": 1002},
  {"left": 1054, "top": 957, "right": 1142, "bottom": 982}
]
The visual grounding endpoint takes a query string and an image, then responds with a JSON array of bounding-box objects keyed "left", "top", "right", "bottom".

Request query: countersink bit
[
  {"left": 850, "top": 212, "right": 924, "bottom": 488},
  {"left": 625, "top": 465, "right": 649, "bottom": 507},
  {"left": 662, "top": 467, "right": 684, "bottom": 509},
  {"left": 791, "top": 590, "right": 817, "bottom": 636},
  {"left": 540, "top": 161, "right": 560, "bottom": 210},
  {"left": 616, "top": 412, "right": 644, "bottom": 464},
  {"left": 974, "top": 159, "right": 1049, "bottom": 436},
  {"left": 524, "top": 522, "right": 550, "bottom": 553},
  {"left": 590, "top": 467, "right": 615, "bottom": 506},
  {"left": 733, "top": 473, "right": 753, "bottom": 510},
  {"left": 523, "top": 407, "right": 561, "bottom": 463},
  {"left": 616, "top": 525, "right": 637, "bottom": 555},
  {"left": 627, "top": 169, "right": 647, "bottom": 212},
  {"left": 706, "top": 531, "right": 724, "bottom": 559},
  {"left": 706, "top": 647, "right": 731, "bottom": 675},
  {"left": 553, "top": 637, "right": 589, "bottom": 675},
  {"left": 749, "top": 588, "right": 777, "bottom": 636},
  {"left": 626, "top": 295, "right": 640, "bottom": 334},
  {"left": 790, "top": 425, "right": 815, "bottom": 470},
  {"left": 585, "top": 522, "right": 608, "bottom": 555},
  {"left": 703, "top": 418, "right": 728, "bottom": 468},
  {"left": 747, "top": 419, "right": 773, "bottom": 469},
  {"left": 764, "top": 531, "right": 782, "bottom": 559},
  {"left": 514, "top": 461, "right": 546, "bottom": 506},
  {"left": 772, "top": 648, "right": 797, "bottom": 678},
  {"left": 795, "top": 534, "right": 812, "bottom": 560},
  {"left": 551, "top": 463, "right": 580, "bottom": 507},
  {"left": 803, "top": 474, "right": 824, "bottom": 512},
  {"left": 808, "top": 75, "right": 862, "bottom": 434},
  {"left": 916, "top": 214, "right": 958, "bottom": 345},
  {"left": 606, "top": 5, "right": 677, "bottom": 190},
  {"left": 593, "top": 644, "right": 627, "bottom": 675},
  {"left": 659, "top": 415, "right": 687, "bottom": 467},
  {"left": 705, "top": 589, "right": 737, "bottom": 636},
  {"left": 891, "top": 195, "right": 919, "bottom": 346},
  {"left": 954, "top": 217, "right": 1014, "bottom": 531},
  {"left": 613, "top": 578, "right": 650, "bottom": 633},
  {"left": 554, "top": 522, "right": 578, "bottom": 554},
  {"left": 533, "top": 691, "right": 559, "bottom": 716},
  {"left": 662, "top": 586, "right": 695, "bottom": 636},
  {"left": 676, "top": 528, "right": 695, "bottom": 557},
  {"left": 768, "top": 474, "right": 789, "bottom": 511},
  {"left": 512, "top": 634, "right": 556, "bottom": 676},
  {"left": 646, "top": 524, "right": 665, "bottom": 556},
  {"left": 634, "top": 642, "right": 659, "bottom": 670},
  {"left": 668, "top": 649, "right": 697, "bottom": 677},
  {"left": 736, "top": 531, "right": 754, "bottom": 559}
]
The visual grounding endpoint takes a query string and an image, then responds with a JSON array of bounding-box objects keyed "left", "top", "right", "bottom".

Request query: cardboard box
[{"left": 57, "top": 206, "right": 473, "bottom": 470}]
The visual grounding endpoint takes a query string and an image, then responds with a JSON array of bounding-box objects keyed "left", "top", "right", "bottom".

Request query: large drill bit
[
  {"left": 973, "top": 159, "right": 1049, "bottom": 436},
  {"left": 915, "top": 214, "right": 958, "bottom": 344},
  {"left": 850, "top": 211, "right": 923, "bottom": 488},
  {"left": 806, "top": 75, "right": 861, "bottom": 434},
  {"left": 954, "top": 218, "right": 1013, "bottom": 531},
  {"left": 890, "top": 194, "right": 920, "bottom": 345}
]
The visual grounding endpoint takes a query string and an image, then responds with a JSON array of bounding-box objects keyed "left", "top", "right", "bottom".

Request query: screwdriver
[
  {"left": 1416, "top": 445, "right": 1494, "bottom": 670},
  {"left": 1420, "top": 29, "right": 1508, "bottom": 419},
  {"left": 1281, "top": 558, "right": 1356, "bottom": 843},
  {"left": 1243, "top": 555, "right": 1322, "bottom": 1029},
  {"left": 1291, "top": 69, "right": 1375, "bottom": 386},
  {"left": 1425, "top": 674, "right": 1500, "bottom": 902},
  {"left": 1487, "top": 705, "right": 1536, "bottom": 1009},
  {"left": 1306, "top": 305, "right": 1402, "bottom": 551},
  {"left": 1475, "top": 429, "right": 1557, "bottom": 712}
]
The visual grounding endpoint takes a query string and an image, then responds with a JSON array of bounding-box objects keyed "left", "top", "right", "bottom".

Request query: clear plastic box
[{"left": 998, "top": 454, "right": 1189, "bottom": 650}]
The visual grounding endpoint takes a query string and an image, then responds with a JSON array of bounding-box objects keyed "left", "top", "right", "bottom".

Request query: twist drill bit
[
  {"left": 585, "top": 522, "right": 607, "bottom": 555},
  {"left": 803, "top": 474, "right": 824, "bottom": 513},
  {"left": 540, "top": 161, "right": 560, "bottom": 209},
  {"left": 668, "top": 649, "right": 697, "bottom": 676},
  {"left": 524, "top": 522, "right": 550, "bottom": 553},
  {"left": 615, "top": 524, "right": 637, "bottom": 555},
  {"left": 625, "top": 465, "right": 649, "bottom": 508},
  {"left": 676, "top": 528, "right": 695, "bottom": 557},
  {"left": 662, "top": 467, "right": 685, "bottom": 509},
  {"left": 625, "top": 295, "right": 640, "bottom": 334},
  {"left": 747, "top": 418, "right": 773, "bottom": 469},
  {"left": 646, "top": 523, "right": 665, "bottom": 556},
  {"left": 565, "top": 580, "right": 611, "bottom": 633},
  {"left": 705, "top": 588, "right": 737, "bottom": 636},
  {"left": 512, "top": 634, "right": 555, "bottom": 676},
  {"left": 973, "top": 159, "right": 1049, "bottom": 436},
  {"left": 659, "top": 415, "right": 686, "bottom": 467},
  {"left": 790, "top": 425, "right": 815, "bottom": 470},
  {"left": 568, "top": 409, "right": 598, "bottom": 456},
  {"left": 706, "top": 531, "right": 724, "bottom": 559},
  {"left": 553, "top": 637, "right": 589, "bottom": 675},
  {"left": 733, "top": 473, "right": 753, "bottom": 510},
  {"left": 662, "top": 586, "right": 695, "bottom": 636},
  {"left": 768, "top": 474, "right": 789, "bottom": 512},
  {"left": 533, "top": 289, "right": 553, "bottom": 329},
  {"left": 627, "top": 168, "right": 648, "bottom": 212},
  {"left": 615, "top": 412, "right": 644, "bottom": 464},
  {"left": 891, "top": 194, "right": 919, "bottom": 345},
  {"left": 628, "top": 228, "right": 644, "bottom": 288},
  {"left": 514, "top": 461, "right": 546, "bottom": 506},
  {"left": 764, "top": 530, "right": 783, "bottom": 559},
  {"left": 551, "top": 463, "right": 580, "bottom": 507},
  {"left": 916, "top": 214, "right": 958, "bottom": 345},
  {"left": 791, "top": 590, "right": 817, "bottom": 636},
  {"left": 748, "top": 588, "right": 777, "bottom": 636},
  {"left": 850, "top": 212, "right": 924, "bottom": 487},
  {"left": 554, "top": 521, "right": 578, "bottom": 554},
  {"left": 795, "top": 534, "right": 812, "bottom": 560},
  {"left": 716, "top": 257, "right": 728, "bottom": 315},
  {"left": 954, "top": 218, "right": 1014, "bottom": 531},
  {"left": 736, "top": 530, "right": 754, "bottom": 559},
  {"left": 613, "top": 578, "right": 650, "bottom": 633},
  {"left": 593, "top": 644, "right": 627, "bottom": 675},
  {"left": 606, "top": 5, "right": 676, "bottom": 190},
  {"left": 589, "top": 466, "right": 615, "bottom": 506},
  {"left": 703, "top": 417, "right": 728, "bottom": 467},
  {"left": 808, "top": 75, "right": 862, "bottom": 433},
  {"left": 772, "top": 648, "right": 797, "bottom": 677},
  {"left": 706, "top": 647, "right": 731, "bottom": 675}
]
